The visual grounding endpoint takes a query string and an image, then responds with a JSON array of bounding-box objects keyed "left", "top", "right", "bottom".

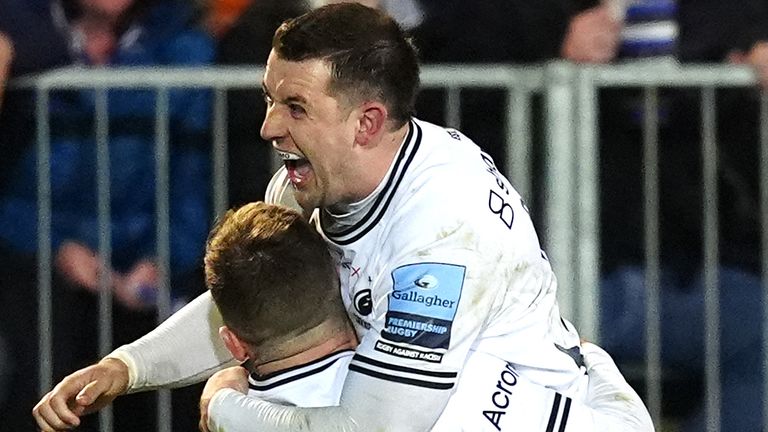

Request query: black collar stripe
[
  {"left": 323, "top": 120, "right": 422, "bottom": 245},
  {"left": 248, "top": 349, "right": 354, "bottom": 390},
  {"left": 324, "top": 121, "right": 416, "bottom": 238}
]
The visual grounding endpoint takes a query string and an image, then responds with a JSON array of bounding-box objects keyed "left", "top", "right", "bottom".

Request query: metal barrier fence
[{"left": 19, "top": 62, "right": 765, "bottom": 432}]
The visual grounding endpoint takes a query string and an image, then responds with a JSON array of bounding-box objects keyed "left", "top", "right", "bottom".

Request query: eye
[{"left": 288, "top": 103, "right": 306, "bottom": 118}]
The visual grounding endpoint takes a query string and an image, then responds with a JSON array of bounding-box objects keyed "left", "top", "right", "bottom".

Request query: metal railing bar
[
  {"left": 642, "top": 86, "right": 663, "bottom": 429},
  {"left": 575, "top": 67, "right": 600, "bottom": 341},
  {"left": 212, "top": 89, "right": 228, "bottom": 218},
  {"left": 94, "top": 88, "right": 114, "bottom": 432},
  {"left": 154, "top": 88, "right": 173, "bottom": 432},
  {"left": 701, "top": 86, "right": 721, "bottom": 432},
  {"left": 35, "top": 88, "right": 53, "bottom": 398}
]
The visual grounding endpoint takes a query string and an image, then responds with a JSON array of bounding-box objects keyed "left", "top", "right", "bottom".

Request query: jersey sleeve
[
  {"left": 208, "top": 372, "right": 453, "bottom": 431},
  {"left": 207, "top": 345, "right": 653, "bottom": 432},
  {"left": 108, "top": 291, "right": 236, "bottom": 391}
]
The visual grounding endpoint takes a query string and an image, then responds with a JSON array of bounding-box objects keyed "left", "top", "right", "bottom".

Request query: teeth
[{"left": 277, "top": 151, "right": 302, "bottom": 161}]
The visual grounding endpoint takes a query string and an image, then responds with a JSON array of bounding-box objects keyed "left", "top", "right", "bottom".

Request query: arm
[
  {"left": 582, "top": 343, "right": 655, "bottom": 431},
  {"left": 109, "top": 291, "right": 235, "bottom": 390},
  {"left": 206, "top": 373, "right": 448, "bottom": 432},
  {"left": 203, "top": 344, "right": 654, "bottom": 432}
]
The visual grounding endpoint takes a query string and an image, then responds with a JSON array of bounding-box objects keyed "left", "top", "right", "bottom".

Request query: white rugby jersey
[
  {"left": 243, "top": 348, "right": 594, "bottom": 431},
  {"left": 265, "top": 118, "right": 584, "bottom": 396},
  {"left": 247, "top": 350, "right": 354, "bottom": 408}
]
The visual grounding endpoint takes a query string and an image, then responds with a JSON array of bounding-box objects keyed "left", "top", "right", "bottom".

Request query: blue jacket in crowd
[{"left": 0, "top": 0, "right": 215, "bottom": 287}]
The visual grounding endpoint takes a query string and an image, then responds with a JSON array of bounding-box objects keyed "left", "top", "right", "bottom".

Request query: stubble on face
[{"left": 262, "top": 52, "right": 362, "bottom": 212}]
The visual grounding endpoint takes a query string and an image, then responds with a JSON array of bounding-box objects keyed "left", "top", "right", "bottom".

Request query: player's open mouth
[{"left": 278, "top": 151, "right": 312, "bottom": 187}]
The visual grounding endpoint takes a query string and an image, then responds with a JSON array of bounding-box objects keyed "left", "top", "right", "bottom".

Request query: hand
[
  {"left": 199, "top": 366, "right": 249, "bottom": 432},
  {"left": 728, "top": 41, "right": 768, "bottom": 90},
  {"left": 32, "top": 357, "right": 130, "bottom": 431},
  {"left": 561, "top": 5, "right": 622, "bottom": 64},
  {"left": 113, "top": 259, "right": 159, "bottom": 310},
  {"left": 54, "top": 241, "right": 107, "bottom": 291},
  {"left": 581, "top": 342, "right": 654, "bottom": 431}
]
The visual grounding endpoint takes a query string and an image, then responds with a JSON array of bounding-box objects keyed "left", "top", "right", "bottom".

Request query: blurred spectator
[
  {"left": 203, "top": 0, "right": 254, "bottom": 38},
  {"left": 0, "top": 0, "right": 214, "bottom": 430},
  {"left": 213, "top": 0, "right": 308, "bottom": 206},
  {"left": 0, "top": 32, "right": 13, "bottom": 109},
  {"left": 411, "top": 0, "right": 591, "bottom": 171},
  {"left": 0, "top": 0, "right": 71, "bottom": 76},
  {"left": 558, "top": 1, "right": 768, "bottom": 430},
  {"left": 0, "top": 0, "right": 71, "bottom": 193},
  {"left": 0, "top": 1, "right": 73, "bottom": 429},
  {"left": 560, "top": 3, "right": 622, "bottom": 63}
]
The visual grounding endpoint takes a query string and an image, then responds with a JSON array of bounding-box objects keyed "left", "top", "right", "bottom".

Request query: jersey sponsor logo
[
  {"left": 382, "top": 263, "right": 465, "bottom": 350},
  {"left": 482, "top": 362, "right": 520, "bottom": 431},
  {"left": 414, "top": 274, "right": 439, "bottom": 289},
  {"left": 390, "top": 290, "right": 456, "bottom": 308},
  {"left": 385, "top": 314, "right": 450, "bottom": 339},
  {"left": 374, "top": 340, "right": 444, "bottom": 363},
  {"left": 354, "top": 289, "right": 373, "bottom": 316}
]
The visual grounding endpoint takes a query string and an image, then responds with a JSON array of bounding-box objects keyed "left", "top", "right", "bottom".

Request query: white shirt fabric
[
  {"left": 244, "top": 348, "right": 601, "bottom": 431},
  {"left": 246, "top": 350, "right": 354, "bottom": 408},
  {"left": 270, "top": 118, "right": 584, "bottom": 392},
  {"left": 211, "top": 344, "right": 653, "bottom": 431}
]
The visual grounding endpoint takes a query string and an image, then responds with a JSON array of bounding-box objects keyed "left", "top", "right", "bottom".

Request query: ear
[
  {"left": 355, "top": 101, "right": 388, "bottom": 146},
  {"left": 219, "top": 326, "right": 250, "bottom": 362}
]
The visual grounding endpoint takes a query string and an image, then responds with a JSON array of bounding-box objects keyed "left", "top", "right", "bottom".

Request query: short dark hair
[
  {"left": 272, "top": 3, "right": 420, "bottom": 127},
  {"left": 205, "top": 202, "right": 343, "bottom": 350}
]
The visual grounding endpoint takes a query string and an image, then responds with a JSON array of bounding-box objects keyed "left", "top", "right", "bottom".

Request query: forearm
[
  {"left": 108, "top": 291, "right": 236, "bottom": 392},
  {"left": 207, "top": 370, "right": 447, "bottom": 432},
  {"left": 208, "top": 390, "right": 359, "bottom": 432}
]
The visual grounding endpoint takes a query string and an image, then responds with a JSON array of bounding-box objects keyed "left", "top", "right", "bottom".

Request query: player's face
[{"left": 261, "top": 50, "right": 362, "bottom": 211}]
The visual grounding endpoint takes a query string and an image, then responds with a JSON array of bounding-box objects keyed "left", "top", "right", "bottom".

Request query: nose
[{"left": 260, "top": 103, "right": 285, "bottom": 144}]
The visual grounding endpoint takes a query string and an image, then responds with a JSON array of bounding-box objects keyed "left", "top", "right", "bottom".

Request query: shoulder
[{"left": 388, "top": 121, "right": 540, "bottom": 260}]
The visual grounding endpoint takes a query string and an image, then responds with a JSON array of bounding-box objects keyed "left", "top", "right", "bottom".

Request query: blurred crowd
[{"left": 1, "top": 0, "right": 767, "bottom": 431}]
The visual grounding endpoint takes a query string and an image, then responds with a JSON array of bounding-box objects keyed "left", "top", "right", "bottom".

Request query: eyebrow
[{"left": 261, "top": 81, "right": 308, "bottom": 106}]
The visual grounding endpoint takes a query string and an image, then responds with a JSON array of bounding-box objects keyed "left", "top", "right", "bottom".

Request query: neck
[
  {"left": 329, "top": 121, "right": 410, "bottom": 213},
  {"left": 251, "top": 322, "right": 358, "bottom": 376}
]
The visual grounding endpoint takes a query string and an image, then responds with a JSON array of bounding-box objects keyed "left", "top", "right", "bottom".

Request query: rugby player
[
  {"left": 205, "top": 202, "right": 650, "bottom": 431},
  {"left": 33, "top": 4, "right": 653, "bottom": 431}
]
